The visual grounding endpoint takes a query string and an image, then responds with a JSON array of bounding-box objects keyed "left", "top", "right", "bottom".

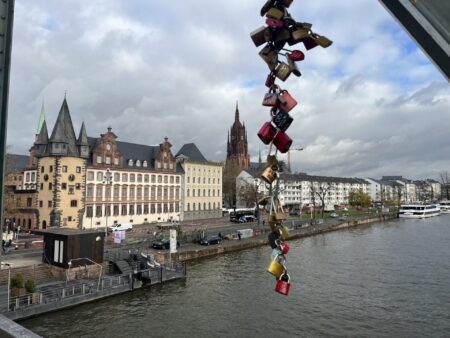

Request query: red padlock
[
  {"left": 277, "top": 90, "right": 297, "bottom": 113},
  {"left": 266, "top": 17, "right": 284, "bottom": 28},
  {"left": 273, "top": 131, "right": 292, "bottom": 153},
  {"left": 280, "top": 242, "right": 290, "bottom": 255},
  {"left": 257, "top": 122, "right": 277, "bottom": 145},
  {"left": 275, "top": 273, "right": 291, "bottom": 296},
  {"left": 288, "top": 50, "right": 305, "bottom": 62},
  {"left": 303, "top": 36, "right": 318, "bottom": 50},
  {"left": 265, "top": 73, "right": 276, "bottom": 87}
]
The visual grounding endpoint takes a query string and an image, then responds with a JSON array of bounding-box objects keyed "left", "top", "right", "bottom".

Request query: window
[
  {"left": 76, "top": 183, "right": 81, "bottom": 190},
  {"left": 157, "top": 204, "right": 162, "bottom": 213},
  {"left": 137, "top": 205, "right": 142, "bottom": 215},
  {"left": 97, "top": 156, "right": 102, "bottom": 164},
  {"left": 137, "top": 174, "right": 142, "bottom": 183},
  {"left": 157, "top": 161, "right": 161, "bottom": 169},
  {"left": 187, "top": 176, "right": 190, "bottom": 184},
  {"left": 106, "top": 143, "right": 111, "bottom": 151},
  {"left": 130, "top": 186, "right": 135, "bottom": 199},
  {"left": 128, "top": 159, "right": 134, "bottom": 166},
  {"left": 113, "top": 205, "right": 119, "bottom": 216},
  {"left": 150, "top": 204, "right": 155, "bottom": 214},
  {"left": 76, "top": 166, "right": 81, "bottom": 173},
  {"left": 193, "top": 177, "right": 196, "bottom": 184},
  {"left": 187, "top": 189, "right": 190, "bottom": 197},
  {"left": 40, "top": 183, "right": 43, "bottom": 190},
  {"left": 71, "top": 200, "right": 78, "bottom": 207},
  {"left": 187, "top": 203, "right": 190, "bottom": 211},
  {"left": 151, "top": 175, "right": 156, "bottom": 183},
  {"left": 87, "top": 185, "right": 93, "bottom": 197},
  {"left": 175, "top": 203, "right": 179, "bottom": 212},
  {"left": 39, "top": 200, "right": 43, "bottom": 207},
  {"left": 169, "top": 163, "right": 173, "bottom": 170},
  {"left": 114, "top": 186, "right": 120, "bottom": 198},
  {"left": 122, "top": 186, "right": 127, "bottom": 199},
  {"left": 144, "top": 175, "right": 149, "bottom": 183},
  {"left": 96, "top": 186, "right": 103, "bottom": 198},
  {"left": 164, "top": 176, "right": 168, "bottom": 184},
  {"left": 137, "top": 187, "right": 142, "bottom": 199},
  {"left": 49, "top": 166, "right": 53, "bottom": 173},
  {"left": 158, "top": 175, "right": 162, "bottom": 183},
  {"left": 48, "top": 201, "right": 52, "bottom": 207},
  {"left": 164, "top": 188, "right": 168, "bottom": 199},
  {"left": 68, "top": 186, "right": 75, "bottom": 195},
  {"left": 105, "top": 205, "right": 111, "bottom": 216},
  {"left": 136, "top": 160, "right": 141, "bottom": 167},
  {"left": 114, "top": 173, "right": 120, "bottom": 182},
  {"left": 53, "top": 240, "right": 63, "bottom": 264},
  {"left": 164, "top": 204, "right": 168, "bottom": 213},
  {"left": 144, "top": 204, "right": 149, "bottom": 214},
  {"left": 114, "top": 158, "right": 119, "bottom": 165},
  {"left": 96, "top": 206, "right": 102, "bottom": 217},
  {"left": 41, "top": 166, "right": 44, "bottom": 173},
  {"left": 151, "top": 187, "right": 156, "bottom": 199},
  {"left": 169, "top": 204, "right": 174, "bottom": 212},
  {"left": 106, "top": 156, "right": 111, "bottom": 164},
  {"left": 176, "top": 188, "right": 180, "bottom": 198},
  {"left": 122, "top": 173, "right": 128, "bottom": 182},
  {"left": 193, "top": 190, "right": 195, "bottom": 197},
  {"left": 87, "top": 206, "right": 93, "bottom": 217},
  {"left": 157, "top": 187, "right": 162, "bottom": 199},
  {"left": 97, "top": 172, "right": 103, "bottom": 181},
  {"left": 48, "top": 183, "right": 52, "bottom": 190},
  {"left": 130, "top": 174, "right": 135, "bottom": 182},
  {"left": 193, "top": 203, "right": 196, "bottom": 211},
  {"left": 143, "top": 161, "right": 148, "bottom": 167},
  {"left": 27, "top": 198, "right": 32, "bottom": 207},
  {"left": 121, "top": 205, "right": 127, "bottom": 215},
  {"left": 87, "top": 171, "right": 94, "bottom": 181},
  {"left": 31, "top": 172, "right": 35, "bottom": 181},
  {"left": 62, "top": 183, "right": 67, "bottom": 190}
]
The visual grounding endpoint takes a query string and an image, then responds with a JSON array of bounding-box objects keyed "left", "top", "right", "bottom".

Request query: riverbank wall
[{"left": 159, "top": 213, "right": 398, "bottom": 263}]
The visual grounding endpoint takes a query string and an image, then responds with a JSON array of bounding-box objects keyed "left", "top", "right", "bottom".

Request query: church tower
[{"left": 225, "top": 102, "right": 250, "bottom": 173}]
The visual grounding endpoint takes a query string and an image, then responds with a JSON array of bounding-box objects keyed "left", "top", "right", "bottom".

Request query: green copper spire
[{"left": 36, "top": 101, "right": 46, "bottom": 134}]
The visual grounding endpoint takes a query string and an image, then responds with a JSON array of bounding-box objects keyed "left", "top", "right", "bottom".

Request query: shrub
[
  {"left": 10, "top": 273, "right": 24, "bottom": 289},
  {"left": 25, "top": 279, "right": 36, "bottom": 293}
]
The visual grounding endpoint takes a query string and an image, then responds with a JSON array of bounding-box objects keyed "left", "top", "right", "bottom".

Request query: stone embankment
[{"left": 157, "top": 213, "right": 398, "bottom": 263}]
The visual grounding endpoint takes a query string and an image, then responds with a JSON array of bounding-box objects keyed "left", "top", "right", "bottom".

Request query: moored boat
[
  {"left": 439, "top": 201, "right": 450, "bottom": 213},
  {"left": 398, "top": 204, "right": 440, "bottom": 219}
]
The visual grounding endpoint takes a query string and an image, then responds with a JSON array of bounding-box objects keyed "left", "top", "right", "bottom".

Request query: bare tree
[
  {"left": 309, "top": 182, "right": 317, "bottom": 219},
  {"left": 314, "top": 182, "right": 332, "bottom": 218},
  {"left": 440, "top": 171, "right": 450, "bottom": 200},
  {"left": 391, "top": 183, "right": 404, "bottom": 207},
  {"left": 223, "top": 167, "right": 240, "bottom": 209},
  {"left": 237, "top": 179, "right": 264, "bottom": 208}
]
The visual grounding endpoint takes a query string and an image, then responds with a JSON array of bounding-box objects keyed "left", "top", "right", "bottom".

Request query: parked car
[
  {"left": 199, "top": 235, "right": 222, "bottom": 246},
  {"left": 330, "top": 213, "right": 339, "bottom": 218},
  {"left": 108, "top": 223, "right": 133, "bottom": 232},
  {"left": 151, "top": 238, "right": 180, "bottom": 250}
]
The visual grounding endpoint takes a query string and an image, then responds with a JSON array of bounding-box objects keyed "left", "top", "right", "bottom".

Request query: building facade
[{"left": 176, "top": 143, "right": 223, "bottom": 221}]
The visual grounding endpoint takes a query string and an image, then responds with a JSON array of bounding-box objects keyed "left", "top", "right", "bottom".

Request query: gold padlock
[
  {"left": 268, "top": 214, "right": 278, "bottom": 230},
  {"left": 275, "top": 211, "right": 286, "bottom": 221},
  {"left": 258, "top": 196, "right": 270, "bottom": 206},
  {"left": 275, "top": 62, "right": 291, "bottom": 81},
  {"left": 315, "top": 34, "right": 333, "bottom": 48},
  {"left": 280, "top": 225, "right": 289, "bottom": 241},
  {"left": 259, "top": 45, "right": 278, "bottom": 71},
  {"left": 267, "top": 255, "right": 285, "bottom": 278},
  {"left": 265, "top": 7, "right": 284, "bottom": 20},
  {"left": 250, "top": 26, "right": 271, "bottom": 47},
  {"left": 261, "top": 166, "right": 277, "bottom": 184},
  {"left": 266, "top": 155, "right": 278, "bottom": 168},
  {"left": 290, "top": 28, "right": 311, "bottom": 44},
  {"left": 274, "top": 28, "right": 291, "bottom": 43},
  {"left": 287, "top": 57, "right": 301, "bottom": 77}
]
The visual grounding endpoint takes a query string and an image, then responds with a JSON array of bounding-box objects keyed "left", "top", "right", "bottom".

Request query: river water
[{"left": 21, "top": 216, "right": 450, "bottom": 338}]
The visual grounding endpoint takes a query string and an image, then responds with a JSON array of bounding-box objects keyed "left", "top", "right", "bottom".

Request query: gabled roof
[
  {"left": 175, "top": 143, "right": 207, "bottom": 162},
  {"left": 6, "top": 154, "right": 29, "bottom": 172}
]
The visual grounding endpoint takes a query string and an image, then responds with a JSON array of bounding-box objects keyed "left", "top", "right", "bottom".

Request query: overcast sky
[{"left": 6, "top": 0, "right": 449, "bottom": 180}]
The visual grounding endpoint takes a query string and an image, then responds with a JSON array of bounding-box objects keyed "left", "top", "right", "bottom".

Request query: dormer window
[
  {"left": 106, "top": 143, "right": 111, "bottom": 151},
  {"left": 128, "top": 159, "right": 134, "bottom": 166},
  {"left": 136, "top": 160, "right": 141, "bottom": 167},
  {"left": 143, "top": 161, "right": 148, "bottom": 167}
]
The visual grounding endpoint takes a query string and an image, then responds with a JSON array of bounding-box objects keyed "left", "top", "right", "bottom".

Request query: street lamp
[
  {"left": 254, "top": 179, "right": 260, "bottom": 226},
  {"left": 102, "top": 168, "right": 113, "bottom": 240}
]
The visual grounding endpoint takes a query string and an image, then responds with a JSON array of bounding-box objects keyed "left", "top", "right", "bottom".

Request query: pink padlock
[
  {"left": 257, "top": 122, "right": 277, "bottom": 145},
  {"left": 275, "top": 273, "right": 291, "bottom": 296},
  {"left": 273, "top": 131, "right": 292, "bottom": 153},
  {"left": 280, "top": 242, "right": 290, "bottom": 255}
]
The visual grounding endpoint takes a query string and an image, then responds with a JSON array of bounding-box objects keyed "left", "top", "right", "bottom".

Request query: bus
[{"left": 229, "top": 208, "right": 257, "bottom": 223}]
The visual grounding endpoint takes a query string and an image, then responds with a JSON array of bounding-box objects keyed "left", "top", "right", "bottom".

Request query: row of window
[
  {"left": 87, "top": 171, "right": 180, "bottom": 184},
  {"left": 86, "top": 185, "right": 181, "bottom": 199},
  {"left": 41, "top": 165, "right": 82, "bottom": 174},
  {"left": 86, "top": 203, "right": 180, "bottom": 217},
  {"left": 186, "top": 202, "right": 220, "bottom": 211},
  {"left": 39, "top": 200, "right": 78, "bottom": 208},
  {"left": 187, "top": 167, "right": 221, "bottom": 175},
  {"left": 186, "top": 176, "right": 221, "bottom": 185},
  {"left": 39, "top": 182, "right": 81, "bottom": 193},
  {"left": 186, "top": 188, "right": 221, "bottom": 198}
]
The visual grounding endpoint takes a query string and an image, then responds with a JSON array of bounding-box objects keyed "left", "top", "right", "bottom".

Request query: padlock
[
  {"left": 303, "top": 36, "right": 318, "bottom": 50},
  {"left": 262, "top": 86, "right": 280, "bottom": 107},
  {"left": 265, "top": 73, "right": 276, "bottom": 87},
  {"left": 266, "top": 7, "right": 284, "bottom": 20},
  {"left": 288, "top": 27, "right": 310, "bottom": 45},
  {"left": 314, "top": 34, "right": 333, "bottom": 48},
  {"left": 273, "top": 131, "right": 292, "bottom": 153},
  {"left": 280, "top": 225, "right": 289, "bottom": 240},
  {"left": 270, "top": 247, "right": 282, "bottom": 260},
  {"left": 268, "top": 231, "right": 281, "bottom": 249},
  {"left": 275, "top": 211, "right": 286, "bottom": 221},
  {"left": 266, "top": 17, "right": 284, "bottom": 29},
  {"left": 261, "top": 166, "right": 277, "bottom": 184},
  {"left": 260, "top": 0, "right": 276, "bottom": 17},
  {"left": 279, "top": 0, "right": 293, "bottom": 8},
  {"left": 275, "top": 273, "right": 291, "bottom": 296},
  {"left": 257, "top": 122, "right": 277, "bottom": 144},
  {"left": 250, "top": 26, "right": 271, "bottom": 47},
  {"left": 268, "top": 213, "right": 278, "bottom": 229},
  {"left": 275, "top": 62, "right": 291, "bottom": 81},
  {"left": 272, "top": 110, "right": 293, "bottom": 133},
  {"left": 287, "top": 57, "right": 301, "bottom": 77},
  {"left": 259, "top": 45, "right": 279, "bottom": 71},
  {"left": 267, "top": 253, "right": 286, "bottom": 278},
  {"left": 280, "top": 242, "right": 290, "bottom": 255},
  {"left": 258, "top": 196, "right": 270, "bottom": 206},
  {"left": 288, "top": 50, "right": 305, "bottom": 62},
  {"left": 277, "top": 90, "right": 297, "bottom": 113},
  {"left": 273, "top": 28, "right": 291, "bottom": 43}
]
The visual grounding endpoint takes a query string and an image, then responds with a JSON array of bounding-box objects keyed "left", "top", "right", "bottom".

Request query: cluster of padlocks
[{"left": 250, "top": 0, "right": 332, "bottom": 296}]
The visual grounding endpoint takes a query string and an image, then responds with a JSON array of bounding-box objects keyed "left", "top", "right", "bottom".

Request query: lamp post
[
  {"left": 254, "top": 179, "right": 260, "bottom": 226},
  {"left": 102, "top": 168, "right": 113, "bottom": 240}
]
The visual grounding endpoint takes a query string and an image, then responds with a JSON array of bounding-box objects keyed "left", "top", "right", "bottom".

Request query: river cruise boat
[
  {"left": 439, "top": 201, "right": 450, "bottom": 213},
  {"left": 398, "top": 204, "right": 441, "bottom": 218}
]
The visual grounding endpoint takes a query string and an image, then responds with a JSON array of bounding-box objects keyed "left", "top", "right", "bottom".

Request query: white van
[{"left": 109, "top": 223, "right": 133, "bottom": 232}]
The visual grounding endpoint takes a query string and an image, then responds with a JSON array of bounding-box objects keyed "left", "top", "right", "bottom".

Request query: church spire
[
  {"left": 36, "top": 101, "right": 46, "bottom": 134},
  {"left": 235, "top": 100, "right": 239, "bottom": 122}
]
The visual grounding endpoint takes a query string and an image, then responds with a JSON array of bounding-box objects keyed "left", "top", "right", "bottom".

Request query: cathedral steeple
[
  {"left": 225, "top": 101, "right": 250, "bottom": 173},
  {"left": 235, "top": 101, "right": 239, "bottom": 122}
]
